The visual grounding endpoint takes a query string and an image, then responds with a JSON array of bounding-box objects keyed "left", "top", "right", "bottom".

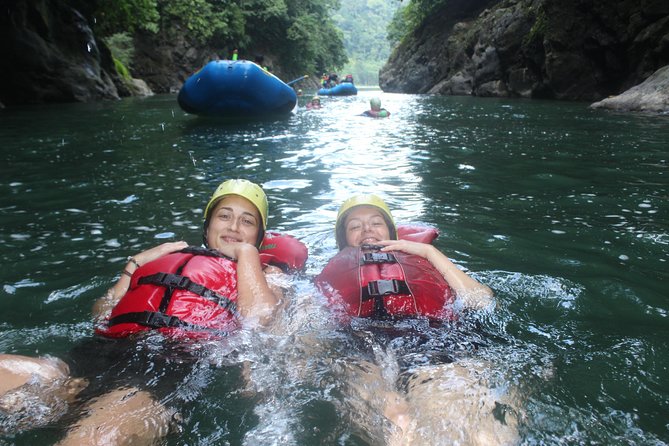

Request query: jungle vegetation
[
  {"left": 69, "top": 0, "right": 448, "bottom": 85},
  {"left": 334, "top": 0, "right": 451, "bottom": 86},
  {"left": 333, "top": 0, "right": 400, "bottom": 86},
  {"left": 88, "top": 0, "right": 348, "bottom": 76}
]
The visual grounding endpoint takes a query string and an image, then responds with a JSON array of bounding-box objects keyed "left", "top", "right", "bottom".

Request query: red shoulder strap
[
  {"left": 396, "top": 224, "right": 439, "bottom": 244},
  {"left": 259, "top": 231, "right": 308, "bottom": 271}
]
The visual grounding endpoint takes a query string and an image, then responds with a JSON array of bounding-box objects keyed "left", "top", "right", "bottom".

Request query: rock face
[
  {"left": 380, "top": 0, "right": 669, "bottom": 102},
  {"left": 130, "top": 30, "right": 296, "bottom": 95},
  {"left": 0, "top": 0, "right": 120, "bottom": 105},
  {"left": 131, "top": 28, "right": 218, "bottom": 95},
  {"left": 590, "top": 64, "right": 669, "bottom": 113},
  {"left": 0, "top": 1, "right": 291, "bottom": 104}
]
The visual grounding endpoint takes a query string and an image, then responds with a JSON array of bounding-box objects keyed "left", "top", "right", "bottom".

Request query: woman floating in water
[
  {"left": 0, "top": 179, "right": 307, "bottom": 444},
  {"left": 316, "top": 194, "right": 520, "bottom": 445}
]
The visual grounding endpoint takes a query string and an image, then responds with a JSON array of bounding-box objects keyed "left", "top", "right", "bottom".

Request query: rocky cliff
[
  {"left": 0, "top": 0, "right": 121, "bottom": 106},
  {"left": 0, "top": 0, "right": 301, "bottom": 107},
  {"left": 130, "top": 31, "right": 294, "bottom": 95},
  {"left": 380, "top": 0, "right": 669, "bottom": 101}
]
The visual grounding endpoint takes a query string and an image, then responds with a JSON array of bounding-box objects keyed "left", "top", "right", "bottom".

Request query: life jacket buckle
[
  {"left": 361, "top": 252, "right": 396, "bottom": 264},
  {"left": 143, "top": 311, "right": 181, "bottom": 328},
  {"left": 176, "top": 275, "right": 192, "bottom": 289},
  {"left": 157, "top": 273, "right": 192, "bottom": 290},
  {"left": 367, "top": 279, "right": 399, "bottom": 296}
]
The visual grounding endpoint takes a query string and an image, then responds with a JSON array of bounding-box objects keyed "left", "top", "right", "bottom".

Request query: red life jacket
[
  {"left": 97, "top": 232, "right": 308, "bottom": 338},
  {"left": 315, "top": 225, "right": 456, "bottom": 321}
]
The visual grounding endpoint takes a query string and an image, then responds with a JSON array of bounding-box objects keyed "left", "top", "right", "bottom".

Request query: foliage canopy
[
  {"left": 387, "top": 0, "right": 448, "bottom": 47},
  {"left": 89, "top": 0, "right": 347, "bottom": 76},
  {"left": 333, "top": 0, "right": 400, "bottom": 85}
]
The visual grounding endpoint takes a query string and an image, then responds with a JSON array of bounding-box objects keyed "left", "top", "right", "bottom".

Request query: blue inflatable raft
[
  {"left": 318, "top": 82, "right": 358, "bottom": 96},
  {"left": 177, "top": 60, "right": 297, "bottom": 117}
]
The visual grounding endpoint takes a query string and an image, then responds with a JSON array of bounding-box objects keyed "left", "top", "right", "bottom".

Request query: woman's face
[
  {"left": 343, "top": 205, "right": 391, "bottom": 247},
  {"left": 206, "top": 195, "right": 261, "bottom": 249}
]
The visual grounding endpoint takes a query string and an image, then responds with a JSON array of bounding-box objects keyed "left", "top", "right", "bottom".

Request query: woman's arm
[
  {"left": 376, "top": 239, "right": 494, "bottom": 310},
  {"left": 213, "top": 242, "right": 283, "bottom": 326},
  {"left": 92, "top": 241, "right": 189, "bottom": 321}
]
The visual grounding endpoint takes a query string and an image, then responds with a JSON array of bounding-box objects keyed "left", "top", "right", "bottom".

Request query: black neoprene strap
[{"left": 138, "top": 272, "right": 238, "bottom": 316}]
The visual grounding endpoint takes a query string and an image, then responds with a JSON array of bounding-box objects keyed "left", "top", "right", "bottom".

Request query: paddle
[{"left": 287, "top": 75, "right": 309, "bottom": 86}]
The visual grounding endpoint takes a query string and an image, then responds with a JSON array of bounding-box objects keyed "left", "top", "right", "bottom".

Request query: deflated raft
[{"left": 177, "top": 60, "right": 297, "bottom": 117}]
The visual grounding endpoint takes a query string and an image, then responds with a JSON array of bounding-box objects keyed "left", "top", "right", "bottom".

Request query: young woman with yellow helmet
[
  {"left": 94, "top": 178, "right": 283, "bottom": 328},
  {"left": 323, "top": 193, "right": 493, "bottom": 317},
  {"left": 0, "top": 179, "right": 295, "bottom": 445},
  {"left": 315, "top": 194, "right": 517, "bottom": 445}
]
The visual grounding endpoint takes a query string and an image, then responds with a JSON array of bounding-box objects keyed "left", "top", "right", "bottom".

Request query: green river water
[{"left": 0, "top": 91, "right": 667, "bottom": 445}]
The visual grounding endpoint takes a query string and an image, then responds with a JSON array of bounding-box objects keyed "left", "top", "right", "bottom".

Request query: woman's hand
[
  {"left": 92, "top": 241, "right": 188, "bottom": 322},
  {"left": 376, "top": 239, "right": 494, "bottom": 308},
  {"left": 376, "top": 239, "right": 434, "bottom": 259},
  {"left": 212, "top": 241, "right": 258, "bottom": 261},
  {"left": 224, "top": 242, "right": 284, "bottom": 327}
]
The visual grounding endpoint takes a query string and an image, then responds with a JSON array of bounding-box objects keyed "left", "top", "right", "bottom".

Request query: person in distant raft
[
  {"left": 232, "top": 48, "right": 239, "bottom": 61},
  {"left": 362, "top": 97, "right": 390, "bottom": 118},
  {"left": 254, "top": 54, "right": 268, "bottom": 71}
]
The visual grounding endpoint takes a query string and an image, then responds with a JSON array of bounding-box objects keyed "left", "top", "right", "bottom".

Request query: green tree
[
  {"left": 245, "top": 0, "right": 347, "bottom": 74},
  {"left": 91, "top": 0, "right": 347, "bottom": 78},
  {"left": 333, "top": 0, "right": 400, "bottom": 85},
  {"left": 94, "top": 0, "right": 160, "bottom": 36}
]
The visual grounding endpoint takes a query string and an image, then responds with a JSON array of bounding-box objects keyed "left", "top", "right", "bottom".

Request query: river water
[{"left": 0, "top": 91, "right": 667, "bottom": 445}]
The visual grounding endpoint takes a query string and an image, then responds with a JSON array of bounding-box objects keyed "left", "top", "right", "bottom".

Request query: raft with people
[
  {"left": 318, "top": 76, "right": 358, "bottom": 96},
  {"left": 177, "top": 60, "right": 297, "bottom": 118}
]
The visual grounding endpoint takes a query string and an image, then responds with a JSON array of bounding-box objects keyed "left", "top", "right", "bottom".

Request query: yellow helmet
[
  {"left": 204, "top": 179, "right": 268, "bottom": 228},
  {"left": 335, "top": 194, "right": 397, "bottom": 249},
  {"left": 203, "top": 179, "right": 268, "bottom": 248}
]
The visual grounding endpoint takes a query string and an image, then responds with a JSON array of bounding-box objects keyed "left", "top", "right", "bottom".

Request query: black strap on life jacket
[
  {"left": 362, "top": 279, "right": 411, "bottom": 300},
  {"left": 108, "top": 248, "right": 239, "bottom": 330},
  {"left": 138, "top": 272, "right": 238, "bottom": 317},
  {"left": 152, "top": 248, "right": 234, "bottom": 315},
  {"left": 361, "top": 279, "right": 411, "bottom": 318},
  {"left": 106, "top": 310, "right": 233, "bottom": 334},
  {"left": 140, "top": 273, "right": 237, "bottom": 311},
  {"left": 108, "top": 310, "right": 188, "bottom": 329},
  {"left": 358, "top": 246, "right": 409, "bottom": 317}
]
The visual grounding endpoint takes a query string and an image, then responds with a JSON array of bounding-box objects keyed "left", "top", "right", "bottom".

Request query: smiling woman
[
  {"left": 0, "top": 179, "right": 306, "bottom": 444},
  {"left": 94, "top": 178, "right": 285, "bottom": 335},
  {"left": 314, "top": 194, "right": 513, "bottom": 444}
]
